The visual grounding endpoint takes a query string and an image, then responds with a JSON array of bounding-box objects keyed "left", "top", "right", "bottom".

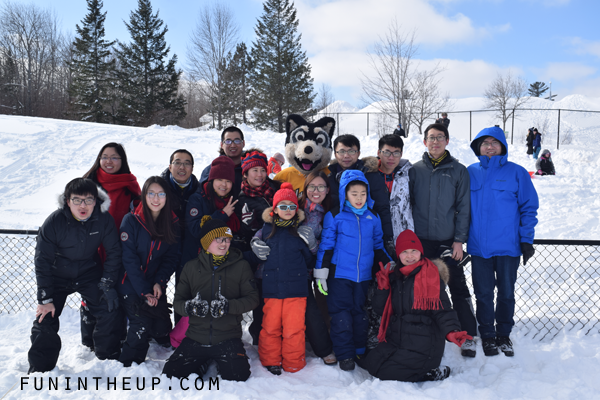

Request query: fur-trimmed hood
[
  {"left": 261, "top": 207, "right": 306, "bottom": 224},
  {"left": 328, "top": 156, "right": 379, "bottom": 175},
  {"left": 58, "top": 185, "right": 111, "bottom": 213},
  {"left": 431, "top": 258, "right": 449, "bottom": 284}
]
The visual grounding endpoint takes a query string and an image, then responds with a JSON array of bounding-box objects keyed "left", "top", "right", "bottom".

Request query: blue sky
[{"left": 8, "top": 0, "right": 600, "bottom": 107}]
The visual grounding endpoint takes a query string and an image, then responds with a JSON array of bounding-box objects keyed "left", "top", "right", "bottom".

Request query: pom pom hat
[
  {"left": 272, "top": 182, "right": 298, "bottom": 208},
  {"left": 199, "top": 217, "right": 233, "bottom": 251}
]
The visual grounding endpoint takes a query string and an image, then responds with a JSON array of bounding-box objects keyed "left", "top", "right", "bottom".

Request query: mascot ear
[
  {"left": 314, "top": 117, "right": 336, "bottom": 139},
  {"left": 286, "top": 114, "right": 308, "bottom": 135}
]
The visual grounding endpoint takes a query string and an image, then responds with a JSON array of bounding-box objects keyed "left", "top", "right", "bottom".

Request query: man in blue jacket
[{"left": 468, "top": 126, "right": 539, "bottom": 357}]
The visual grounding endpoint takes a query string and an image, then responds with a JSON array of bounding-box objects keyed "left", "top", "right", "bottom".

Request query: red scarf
[
  {"left": 241, "top": 179, "right": 276, "bottom": 205},
  {"left": 96, "top": 167, "right": 141, "bottom": 229},
  {"left": 377, "top": 258, "right": 442, "bottom": 343},
  {"left": 203, "top": 182, "right": 240, "bottom": 233}
]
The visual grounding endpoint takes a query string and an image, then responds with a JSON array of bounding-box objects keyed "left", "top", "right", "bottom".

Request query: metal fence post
[
  {"left": 367, "top": 113, "right": 369, "bottom": 136},
  {"left": 511, "top": 112, "right": 515, "bottom": 145},
  {"left": 469, "top": 111, "right": 472, "bottom": 141},
  {"left": 337, "top": 113, "right": 340, "bottom": 136},
  {"left": 557, "top": 109, "right": 561, "bottom": 150}
]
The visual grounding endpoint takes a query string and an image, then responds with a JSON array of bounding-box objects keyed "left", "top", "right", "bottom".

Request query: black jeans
[{"left": 305, "top": 279, "right": 333, "bottom": 357}]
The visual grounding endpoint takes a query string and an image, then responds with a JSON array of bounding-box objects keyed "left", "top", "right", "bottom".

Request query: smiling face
[
  {"left": 399, "top": 249, "right": 422, "bottom": 266},
  {"left": 346, "top": 182, "right": 367, "bottom": 209},
  {"left": 207, "top": 237, "right": 230, "bottom": 256},
  {"left": 169, "top": 152, "right": 194, "bottom": 184},
  {"left": 99, "top": 147, "right": 122, "bottom": 174},
  {"left": 213, "top": 178, "right": 233, "bottom": 197},
  {"left": 306, "top": 176, "right": 328, "bottom": 205},
  {"left": 245, "top": 166, "right": 267, "bottom": 188},
  {"left": 480, "top": 136, "right": 502, "bottom": 158},
  {"left": 274, "top": 200, "right": 297, "bottom": 221},
  {"left": 67, "top": 194, "right": 96, "bottom": 220},
  {"left": 378, "top": 144, "right": 403, "bottom": 174},
  {"left": 424, "top": 128, "right": 449, "bottom": 159},
  {"left": 146, "top": 182, "right": 166, "bottom": 218},
  {"left": 335, "top": 143, "right": 360, "bottom": 170},
  {"left": 221, "top": 130, "right": 244, "bottom": 162}
]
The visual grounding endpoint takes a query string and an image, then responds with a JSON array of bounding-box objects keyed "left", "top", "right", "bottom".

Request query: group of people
[
  {"left": 28, "top": 122, "right": 539, "bottom": 384},
  {"left": 526, "top": 127, "right": 555, "bottom": 175}
]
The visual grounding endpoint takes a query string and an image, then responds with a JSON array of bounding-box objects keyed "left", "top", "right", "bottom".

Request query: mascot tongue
[{"left": 301, "top": 162, "right": 313, "bottom": 170}]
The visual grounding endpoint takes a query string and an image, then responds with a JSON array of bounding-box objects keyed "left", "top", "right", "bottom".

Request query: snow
[{"left": 2, "top": 95, "right": 600, "bottom": 399}]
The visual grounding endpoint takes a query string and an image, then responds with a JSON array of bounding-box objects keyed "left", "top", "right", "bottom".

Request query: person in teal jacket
[{"left": 467, "top": 126, "right": 539, "bottom": 358}]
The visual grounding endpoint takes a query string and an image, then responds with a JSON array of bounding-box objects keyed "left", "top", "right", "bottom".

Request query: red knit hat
[
  {"left": 208, "top": 156, "right": 235, "bottom": 183},
  {"left": 272, "top": 182, "right": 298, "bottom": 208},
  {"left": 395, "top": 229, "right": 424, "bottom": 256},
  {"left": 241, "top": 150, "right": 268, "bottom": 175}
]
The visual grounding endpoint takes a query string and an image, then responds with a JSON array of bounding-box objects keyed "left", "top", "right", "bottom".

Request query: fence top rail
[
  {"left": 0, "top": 229, "right": 39, "bottom": 235},
  {"left": 315, "top": 108, "right": 600, "bottom": 116}
]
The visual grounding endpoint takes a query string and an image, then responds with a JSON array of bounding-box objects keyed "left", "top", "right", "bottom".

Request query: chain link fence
[{"left": 2, "top": 230, "right": 599, "bottom": 340}]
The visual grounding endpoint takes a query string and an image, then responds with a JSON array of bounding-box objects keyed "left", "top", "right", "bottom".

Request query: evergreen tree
[
  {"left": 222, "top": 43, "right": 253, "bottom": 125},
  {"left": 528, "top": 81, "right": 549, "bottom": 97},
  {"left": 115, "top": 0, "right": 185, "bottom": 126},
  {"left": 67, "top": 0, "right": 115, "bottom": 123},
  {"left": 249, "top": 0, "right": 315, "bottom": 132}
]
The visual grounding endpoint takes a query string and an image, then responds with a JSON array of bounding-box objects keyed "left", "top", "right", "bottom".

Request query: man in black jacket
[
  {"left": 200, "top": 126, "right": 246, "bottom": 196},
  {"left": 28, "top": 178, "right": 123, "bottom": 373}
]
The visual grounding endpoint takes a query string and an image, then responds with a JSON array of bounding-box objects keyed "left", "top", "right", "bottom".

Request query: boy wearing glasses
[
  {"left": 28, "top": 178, "right": 123, "bottom": 373},
  {"left": 408, "top": 123, "right": 478, "bottom": 357},
  {"left": 200, "top": 126, "right": 246, "bottom": 196}
]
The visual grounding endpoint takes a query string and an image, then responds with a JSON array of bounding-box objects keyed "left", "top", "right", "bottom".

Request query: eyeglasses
[
  {"left": 380, "top": 150, "right": 402, "bottom": 158},
  {"left": 70, "top": 197, "right": 95, "bottom": 205},
  {"left": 276, "top": 204, "right": 297, "bottom": 211},
  {"left": 336, "top": 150, "right": 358, "bottom": 156},
  {"left": 426, "top": 135, "right": 447, "bottom": 143},
  {"left": 307, "top": 185, "right": 327, "bottom": 192},
  {"left": 480, "top": 140, "right": 501, "bottom": 148},
  {"left": 147, "top": 192, "right": 167, "bottom": 199},
  {"left": 223, "top": 139, "right": 243, "bottom": 145},
  {"left": 215, "top": 237, "right": 232, "bottom": 244},
  {"left": 100, "top": 156, "right": 121, "bottom": 162},
  {"left": 172, "top": 161, "right": 193, "bottom": 168}
]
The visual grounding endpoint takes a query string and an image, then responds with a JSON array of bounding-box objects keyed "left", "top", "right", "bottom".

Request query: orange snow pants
[{"left": 258, "top": 297, "right": 307, "bottom": 373}]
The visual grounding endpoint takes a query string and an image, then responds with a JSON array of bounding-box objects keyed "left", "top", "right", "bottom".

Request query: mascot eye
[
  {"left": 292, "top": 130, "right": 305, "bottom": 143},
  {"left": 315, "top": 133, "right": 329, "bottom": 147}
]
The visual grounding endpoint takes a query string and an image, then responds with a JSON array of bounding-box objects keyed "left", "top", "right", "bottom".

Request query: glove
[
  {"left": 185, "top": 292, "right": 209, "bottom": 317},
  {"left": 210, "top": 277, "right": 229, "bottom": 318},
  {"left": 250, "top": 237, "right": 270, "bottom": 260},
  {"left": 98, "top": 278, "right": 119, "bottom": 312},
  {"left": 446, "top": 331, "right": 473, "bottom": 347},
  {"left": 521, "top": 242, "right": 535, "bottom": 265},
  {"left": 298, "top": 225, "right": 317, "bottom": 250},
  {"left": 537, "top": 170, "right": 542, "bottom": 175},
  {"left": 376, "top": 261, "right": 395, "bottom": 290},
  {"left": 313, "top": 268, "right": 329, "bottom": 295}
]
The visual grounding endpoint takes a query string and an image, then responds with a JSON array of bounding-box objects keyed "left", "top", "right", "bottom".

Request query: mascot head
[{"left": 285, "top": 114, "right": 336, "bottom": 176}]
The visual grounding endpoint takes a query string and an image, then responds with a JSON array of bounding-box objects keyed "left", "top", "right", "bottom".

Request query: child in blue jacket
[{"left": 315, "top": 170, "right": 391, "bottom": 371}]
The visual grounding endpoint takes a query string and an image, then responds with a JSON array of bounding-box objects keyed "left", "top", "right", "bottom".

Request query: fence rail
[{"left": 1, "top": 230, "right": 599, "bottom": 340}]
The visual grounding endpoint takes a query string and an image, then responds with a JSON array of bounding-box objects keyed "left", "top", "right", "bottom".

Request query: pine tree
[
  {"left": 249, "top": 0, "right": 315, "bottom": 132},
  {"left": 115, "top": 0, "right": 185, "bottom": 126},
  {"left": 528, "top": 82, "right": 549, "bottom": 97},
  {"left": 67, "top": 0, "right": 115, "bottom": 123},
  {"left": 222, "top": 43, "right": 253, "bottom": 125}
]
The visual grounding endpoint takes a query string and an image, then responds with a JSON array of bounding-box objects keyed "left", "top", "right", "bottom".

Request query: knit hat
[
  {"left": 199, "top": 217, "right": 233, "bottom": 251},
  {"left": 273, "top": 152, "right": 285, "bottom": 165},
  {"left": 208, "top": 156, "right": 235, "bottom": 183},
  {"left": 395, "top": 229, "right": 424, "bottom": 256},
  {"left": 273, "top": 182, "right": 298, "bottom": 208},
  {"left": 241, "top": 150, "right": 268, "bottom": 175}
]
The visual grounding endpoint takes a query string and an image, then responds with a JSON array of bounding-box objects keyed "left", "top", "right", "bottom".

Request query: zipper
[{"left": 355, "top": 214, "right": 361, "bottom": 281}]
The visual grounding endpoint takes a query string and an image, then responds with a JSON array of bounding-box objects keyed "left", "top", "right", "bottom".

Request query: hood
[
  {"left": 540, "top": 149, "right": 552, "bottom": 159},
  {"left": 338, "top": 169, "right": 374, "bottom": 210},
  {"left": 58, "top": 185, "right": 111, "bottom": 214},
  {"left": 470, "top": 126, "right": 509, "bottom": 162}
]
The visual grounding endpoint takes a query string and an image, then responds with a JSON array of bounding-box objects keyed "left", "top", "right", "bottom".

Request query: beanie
[
  {"left": 199, "top": 217, "right": 233, "bottom": 251},
  {"left": 395, "top": 229, "right": 424, "bottom": 256},
  {"left": 241, "top": 150, "right": 268, "bottom": 175},
  {"left": 273, "top": 152, "right": 285, "bottom": 164},
  {"left": 208, "top": 156, "right": 235, "bottom": 183},
  {"left": 272, "top": 182, "right": 298, "bottom": 208}
]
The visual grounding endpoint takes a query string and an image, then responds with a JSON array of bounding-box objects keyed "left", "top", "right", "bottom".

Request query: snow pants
[
  {"left": 119, "top": 294, "right": 172, "bottom": 366},
  {"left": 162, "top": 337, "right": 250, "bottom": 381},
  {"left": 28, "top": 277, "right": 123, "bottom": 373},
  {"left": 259, "top": 297, "right": 307, "bottom": 372},
  {"left": 326, "top": 278, "right": 370, "bottom": 361},
  {"left": 305, "top": 280, "right": 333, "bottom": 358}
]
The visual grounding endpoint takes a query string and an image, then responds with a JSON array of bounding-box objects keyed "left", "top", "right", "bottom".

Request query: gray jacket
[{"left": 408, "top": 152, "right": 470, "bottom": 243}]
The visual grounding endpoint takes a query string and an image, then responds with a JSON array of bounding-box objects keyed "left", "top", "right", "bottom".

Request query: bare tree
[
  {"left": 484, "top": 71, "right": 530, "bottom": 131},
  {"left": 315, "top": 83, "right": 335, "bottom": 116},
  {"left": 186, "top": 2, "right": 238, "bottom": 130},
  {"left": 410, "top": 69, "right": 453, "bottom": 135},
  {"left": 178, "top": 75, "right": 210, "bottom": 129}
]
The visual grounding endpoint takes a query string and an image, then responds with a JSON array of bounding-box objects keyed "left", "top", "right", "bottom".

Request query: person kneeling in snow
[
  {"left": 364, "top": 230, "right": 471, "bottom": 382},
  {"left": 162, "top": 218, "right": 259, "bottom": 381},
  {"left": 534, "top": 149, "right": 555, "bottom": 176}
]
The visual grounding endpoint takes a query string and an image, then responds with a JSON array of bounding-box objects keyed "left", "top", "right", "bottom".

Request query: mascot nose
[{"left": 304, "top": 146, "right": 313, "bottom": 154}]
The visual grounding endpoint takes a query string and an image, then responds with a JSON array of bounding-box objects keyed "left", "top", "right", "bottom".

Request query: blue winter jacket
[
  {"left": 467, "top": 127, "right": 539, "bottom": 258},
  {"left": 316, "top": 170, "right": 390, "bottom": 282},
  {"left": 118, "top": 204, "right": 181, "bottom": 298}
]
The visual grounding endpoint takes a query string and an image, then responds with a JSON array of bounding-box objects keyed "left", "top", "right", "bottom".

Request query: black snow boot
[
  {"left": 496, "top": 336, "right": 514, "bottom": 357},
  {"left": 339, "top": 358, "right": 355, "bottom": 371},
  {"left": 425, "top": 366, "right": 451, "bottom": 381},
  {"left": 482, "top": 337, "right": 499, "bottom": 356},
  {"left": 265, "top": 365, "right": 282, "bottom": 375}
]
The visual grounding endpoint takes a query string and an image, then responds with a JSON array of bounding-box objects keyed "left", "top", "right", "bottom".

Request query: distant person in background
[
  {"left": 267, "top": 152, "right": 285, "bottom": 178},
  {"left": 535, "top": 150, "right": 555, "bottom": 175},
  {"left": 435, "top": 113, "right": 450, "bottom": 129},
  {"left": 532, "top": 128, "right": 542, "bottom": 159},
  {"left": 526, "top": 128, "right": 535, "bottom": 158},
  {"left": 393, "top": 123, "right": 406, "bottom": 138},
  {"left": 200, "top": 126, "right": 246, "bottom": 196}
]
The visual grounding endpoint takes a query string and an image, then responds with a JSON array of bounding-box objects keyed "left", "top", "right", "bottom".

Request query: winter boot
[
  {"left": 461, "top": 338, "right": 476, "bottom": 358},
  {"left": 482, "top": 337, "right": 499, "bottom": 356},
  {"left": 339, "top": 358, "right": 355, "bottom": 371},
  {"left": 425, "top": 366, "right": 451, "bottom": 381},
  {"left": 322, "top": 353, "right": 337, "bottom": 366},
  {"left": 354, "top": 354, "right": 367, "bottom": 369},
  {"left": 496, "top": 336, "right": 514, "bottom": 357},
  {"left": 265, "top": 365, "right": 282, "bottom": 375}
]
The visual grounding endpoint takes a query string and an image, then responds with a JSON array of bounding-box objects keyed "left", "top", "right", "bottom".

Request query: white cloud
[
  {"left": 569, "top": 37, "right": 600, "bottom": 58},
  {"left": 532, "top": 62, "right": 597, "bottom": 82}
]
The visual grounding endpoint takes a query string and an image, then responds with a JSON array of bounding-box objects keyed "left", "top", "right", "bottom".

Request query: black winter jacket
[
  {"left": 160, "top": 168, "right": 199, "bottom": 233},
  {"left": 34, "top": 189, "right": 121, "bottom": 304}
]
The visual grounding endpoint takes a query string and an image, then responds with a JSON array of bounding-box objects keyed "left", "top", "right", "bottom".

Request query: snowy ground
[{"left": 2, "top": 95, "right": 600, "bottom": 399}]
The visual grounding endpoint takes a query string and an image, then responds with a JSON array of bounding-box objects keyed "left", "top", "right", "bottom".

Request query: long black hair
[
  {"left": 83, "top": 143, "right": 132, "bottom": 182},
  {"left": 141, "top": 176, "right": 177, "bottom": 245}
]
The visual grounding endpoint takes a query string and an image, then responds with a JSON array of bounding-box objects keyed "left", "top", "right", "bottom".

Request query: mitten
[{"left": 185, "top": 292, "right": 209, "bottom": 317}]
